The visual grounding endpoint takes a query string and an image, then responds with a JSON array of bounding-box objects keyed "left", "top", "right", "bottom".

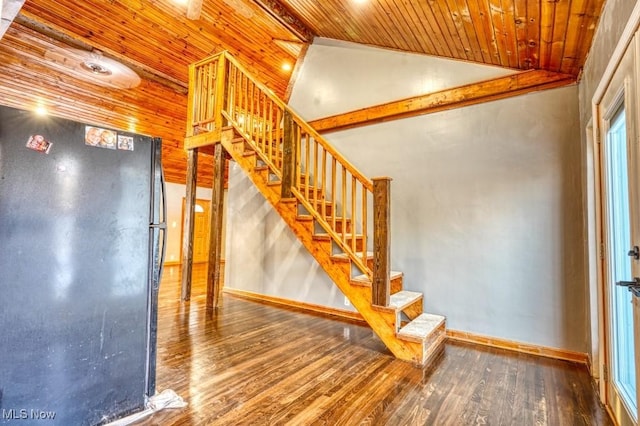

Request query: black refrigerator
[{"left": 0, "top": 106, "right": 166, "bottom": 425}]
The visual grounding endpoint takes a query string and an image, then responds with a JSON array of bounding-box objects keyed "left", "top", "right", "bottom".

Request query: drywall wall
[
  {"left": 225, "top": 162, "right": 355, "bottom": 312},
  {"left": 164, "top": 182, "right": 212, "bottom": 264},
  {"left": 288, "top": 38, "right": 515, "bottom": 121},
  {"left": 226, "top": 40, "right": 586, "bottom": 351},
  {"left": 577, "top": 0, "right": 638, "bottom": 385}
]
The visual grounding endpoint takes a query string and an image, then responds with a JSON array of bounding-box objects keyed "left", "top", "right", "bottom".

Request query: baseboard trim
[
  {"left": 446, "top": 329, "right": 589, "bottom": 364},
  {"left": 223, "top": 287, "right": 367, "bottom": 324},
  {"left": 223, "top": 288, "right": 589, "bottom": 364},
  {"left": 163, "top": 259, "right": 225, "bottom": 266}
]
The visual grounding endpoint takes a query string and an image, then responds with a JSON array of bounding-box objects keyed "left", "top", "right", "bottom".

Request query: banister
[
  {"left": 188, "top": 50, "right": 391, "bottom": 294},
  {"left": 221, "top": 51, "right": 373, "bottom": 192}
]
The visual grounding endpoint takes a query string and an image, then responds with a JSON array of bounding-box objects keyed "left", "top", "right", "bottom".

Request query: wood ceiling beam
[
  {"left": 252, "top": 0, "right": 314, "bottom": 42},
  {"left": 308, "top": 70, "right": 576, "bottom": 134}
]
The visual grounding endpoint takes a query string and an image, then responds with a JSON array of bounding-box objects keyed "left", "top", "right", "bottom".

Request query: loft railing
[{"left": 187, "top": 51, "right": 392, "bottom": 306}]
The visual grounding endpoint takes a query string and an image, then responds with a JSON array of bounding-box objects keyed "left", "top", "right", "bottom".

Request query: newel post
[
  {"left": 372, "top": 177, "right": 392, "bottom": 307},
  {"left": 186, "top": 63, "right": 197, "bottom": 137},
  {"left": 214, "top": 54, "right": 228, "bottom": 132},
  {"left": 281, "top": 110, "right": 297, "bottom": 199}
]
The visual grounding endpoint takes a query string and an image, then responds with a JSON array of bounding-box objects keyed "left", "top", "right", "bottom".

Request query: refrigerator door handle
[{"left": 151, "top": 167, "right": 167, "bottom": 290}]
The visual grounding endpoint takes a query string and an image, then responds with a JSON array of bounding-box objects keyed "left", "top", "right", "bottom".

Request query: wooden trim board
[
  {"left": 223, "top": 288, "right": 589, "bottom": 364},
  {"left": 223, "top": 287, "right": 367, "bottom": 324},
  {"left": 447, "top": 329, "right": 589, "bottom": 364}
]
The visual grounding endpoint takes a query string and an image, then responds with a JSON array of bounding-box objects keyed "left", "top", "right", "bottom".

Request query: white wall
[
  {"left": 225, "top": 164, "right": 353, "bottom": 311},
  {"left": 226, "top": 39, "right": 587, "bottom": 352},
  {"left": 289, "top": 38, "right": 515, "bottom": 121},
  {"left": 164, "top": 182, "right": 212, "bottom": 264}
]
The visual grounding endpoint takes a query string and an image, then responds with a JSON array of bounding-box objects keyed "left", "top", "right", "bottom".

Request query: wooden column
[
  {"left": 206, "top": 142, "right": 227, "bottom": 310},
  {"left": 281, "top": 110, "right": 296, "bottom": 199},
  {"left": 181, "top": 148, "right": 199, "bottom": 301},
  {"left": 372, "top": 177, "right": 392, "bottom": 307}
]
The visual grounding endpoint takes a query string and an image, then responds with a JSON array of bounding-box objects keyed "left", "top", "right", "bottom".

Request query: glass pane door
[{"left": 605, "top": 105, "right": 637, "bottom": 418}]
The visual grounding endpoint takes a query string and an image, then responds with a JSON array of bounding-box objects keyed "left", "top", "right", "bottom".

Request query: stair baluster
[{"left": 183, "top": 51, "right": 446, "bottom": 365}]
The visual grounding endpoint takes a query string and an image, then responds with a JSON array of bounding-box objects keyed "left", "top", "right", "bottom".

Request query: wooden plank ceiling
[
  {"left": 280, "top": 0, "right": 602, "bottom": 76},
  {"left": 0, "top": 0, "right": 603, "bottom": 185}
]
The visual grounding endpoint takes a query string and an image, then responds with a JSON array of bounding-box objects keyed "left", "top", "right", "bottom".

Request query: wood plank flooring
[{"left": 138, "top": 264, "right": 612, "bottom": 425}]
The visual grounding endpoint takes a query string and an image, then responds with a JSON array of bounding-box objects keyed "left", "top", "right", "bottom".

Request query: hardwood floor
[{"left": 139, "top": 264, "right": 612, "bottom": 425}]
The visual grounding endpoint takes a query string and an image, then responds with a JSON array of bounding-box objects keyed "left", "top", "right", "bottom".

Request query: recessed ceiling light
[
  {"left": 353, "top": 0, "right": 368, "bottom": 4},
  {"left": 174, "top": 0, "right": 188, "bottom": 4},
  {"left": 35, "top": 106, "right": 48, "bottom": 116},
  {"left": 282, "top": 62, "right": 292, "bottom": 72}
]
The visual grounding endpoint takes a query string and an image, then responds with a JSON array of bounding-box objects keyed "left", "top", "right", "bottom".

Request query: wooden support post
[
  {"left": 181, "top": 148, "right": 199, "bottom": 301},
  {"left": 281, "top": 110, "right": 296, "bottom": 199},
  {"left": 372, "top": 177, "right": 392, "bottom": 307},
  {"left": 206, "top": 142, "right": 226, "bottom": 310}
]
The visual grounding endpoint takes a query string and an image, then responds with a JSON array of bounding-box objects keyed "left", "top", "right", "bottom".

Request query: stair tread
[
  {"left": 352, "top": 271, "right": 403, "bottom": 283},
  {"left": 314, "top": 232, "right": 362, "bottom": 238},
  {"left": 398, "top": 313, "right": 446, "bottom": 340},
  {"left": 389, "top": 290, "right": 422, "bottom": 309},
  {"left": 332, "top": 251, "right": 373, "bottom": 260},
  {"left": 298, "top": 215, "right": 344, "bottom": 222}
]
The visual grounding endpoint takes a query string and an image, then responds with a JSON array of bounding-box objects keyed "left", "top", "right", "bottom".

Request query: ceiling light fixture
[
  {"left": 81, "top": 61, "right": 113, "bottom": 76},
  {"left": 35, "top": 105, "right": 48, "bottom": 116},
  {"left": 282, "top": 62, "right": 292, "bottom": 72},
  {"left": 44, "top": 47, "right": 141, "bottom": 89}
]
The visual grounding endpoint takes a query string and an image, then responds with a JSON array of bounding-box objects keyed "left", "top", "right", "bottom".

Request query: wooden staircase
[{"left": 184, "top": 51, "right": 446, "bottom": 365}]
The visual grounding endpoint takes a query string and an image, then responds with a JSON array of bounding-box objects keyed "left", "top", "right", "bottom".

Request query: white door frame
[{"left": 590, "top": 1, "right": 640, "bottom": 420}]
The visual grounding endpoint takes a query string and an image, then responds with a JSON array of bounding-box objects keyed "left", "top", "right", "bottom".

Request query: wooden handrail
[
  {"left": 188, "top": 51, "right": 390, "bottom": 303},
  {"left": 221, "top": 52, "right": 373, "bottom": 191}
]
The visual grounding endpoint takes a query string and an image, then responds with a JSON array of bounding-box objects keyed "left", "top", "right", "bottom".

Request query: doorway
[
  {"left": 597, "top": 33, "right": 640, "bottom": 425},
  {"left": 181, "top": 198, "right": 211, "bottom": 264}
]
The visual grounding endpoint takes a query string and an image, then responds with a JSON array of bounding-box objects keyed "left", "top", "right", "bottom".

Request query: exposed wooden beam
[
  {"left": 252, "top": 0, "right": 315, "bottom": 42},
  {"left": 284, "top": 42, "right": 309, "bottom": 103},
  {"left": 308, "top": 70, "right": 576, "bottom": 134}
]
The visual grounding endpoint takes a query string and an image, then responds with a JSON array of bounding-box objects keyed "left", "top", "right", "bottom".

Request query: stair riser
[
  {"left": 391, "top": 275, "right": 402, "bottom": 294},
  {"left": 350, "top": 275, "right": 402, "bottom": 295},
  {"left": 335, "top": 236, "right": 364, "bottom": 253},
  {"left": 402, "top": 297, "right": 423, "bottom": 321},
  {"left": 313, "top": 218, "right": 352, "bottom": 235},
  {"left": 297, "top": 187, "right": 324, "bottom": 200},
  {"left": 422, "top": 324, "right": 446, "bottom": 365}
]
